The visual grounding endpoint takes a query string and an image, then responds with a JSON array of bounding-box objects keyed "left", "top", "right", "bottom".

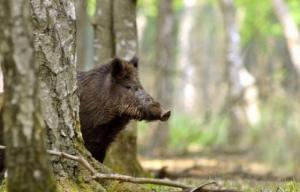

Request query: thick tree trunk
[
  {"left": 0, "top": 1, "right": 56, "bottom": 191},
  {"left": 30, "top": 0, "right": 104, "bottom": 191},
  {"left": 145, "top": 0, "right": 174, "bottom": 156},
  {"left": 30, "top": 0, "right": 147, "bottom": 191},
  {"left": 272, "top": 0, "right": 300, "bottom": 85},
  {"left": 104, "top": 0, "right": 145, "bottom": 176},
  {"left": 220, "top": 0, "right": 260, "bottom": 146}
]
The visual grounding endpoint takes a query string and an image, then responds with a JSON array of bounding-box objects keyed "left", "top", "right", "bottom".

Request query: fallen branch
[{"left": 0, "top": 145, "right": 231, "bottom": 191}]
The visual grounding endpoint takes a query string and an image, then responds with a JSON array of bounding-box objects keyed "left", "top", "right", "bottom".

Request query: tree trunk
[
  {"left": 30, "top": 0, "right": 148, "bottom": 191},
  {"left": 272, "top": 0, "right": 300, "bottom": 85},
  {"left": 93, "top": 0, "right": 114, "bottom": 64},
  {"left": 104, "top": 0, "right": 145, "bottom": 176},
  {"left": 75, "top": 0, "right": 88, "bottom": 70},
  {"left": 92, "top": 0, "right": 144, "bottom": 176},
  {"left": 145, "top": 0, "right": 174, "bottom": 157},
  {"left": 176, "top": 0, "right": 197, "bottom": 114},
  {"left": 0, "top": 1, "right": 56, "bottom": 191},
  {"left": 220, "top": 0, "right": 260, "bottom": 146}
]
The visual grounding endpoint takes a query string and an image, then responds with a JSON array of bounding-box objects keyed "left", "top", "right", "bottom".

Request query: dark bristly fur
[{"left": 78, "top": 57, "right": 170, "bottom": 162}]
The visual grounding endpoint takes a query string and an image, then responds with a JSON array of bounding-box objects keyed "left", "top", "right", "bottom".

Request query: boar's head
[{"left": 110, "top": 57, "right": 171, "bottom": 122}]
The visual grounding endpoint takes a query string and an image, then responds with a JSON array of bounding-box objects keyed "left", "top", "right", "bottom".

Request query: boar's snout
[
  {"left": 145, "top": 100, "right": 171, "bottom": 121},
  {"left": 133, "top": 89, "right": 171, "bottom": 121},
  {"left": 160, "top": 109, "right": 171, "bottom": 121}
]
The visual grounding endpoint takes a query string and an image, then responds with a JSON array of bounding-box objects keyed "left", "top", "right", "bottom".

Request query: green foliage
[
  {"left": 236, "top": 0, "right": 300, "bottom": 46},
  {"left": 137, "top": 0, "right": 183, "bottom": 17},
  {"left": 168, "top": 114, "right": 228, "bottom": 153},
  {"left": 137, "top": 0, "right": 157, "bottom": 17},
  {"left": 87, "top": 0, "right": 96, "bottom": 17},
  {"left": 236, "top": 0, "right": 281, "bottom": 46},
  {"left": 138, "top": 114, "right": 229, "bottom": 154},
  {"left": 288, "top": 0, "right": 300, "bottom": 25},
  {"left": 283, "top": 182, "right": 300, "bottom": 192},
  {"left": 173, "top": 0, "right": 183, "bottom": 12}
]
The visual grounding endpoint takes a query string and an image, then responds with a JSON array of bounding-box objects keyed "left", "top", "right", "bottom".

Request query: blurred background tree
[{"left": 143, "top": 0, "right": 175, "bottom": 157}]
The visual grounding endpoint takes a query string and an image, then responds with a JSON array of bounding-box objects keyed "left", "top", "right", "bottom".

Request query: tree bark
[
  {"left": 0, "top": 1, "right": 56, "bottom": 191},
  {"left": 30, "top": 0, "right": 147, "bottom": 191},
  {"left": 272, "top": 0, "right": 300, "bottom": 85},
  {"left": 220, "top": 0, "right": 260, "bottom": 146},
  {"left": 29, "top": 0, "right": 104, "bottom": 191},
  {"left": 145, "top": 0, "right": 174, "bottom": 156},
  {"left": 93, "top": 0, "right": 114, "bottom": 64}
]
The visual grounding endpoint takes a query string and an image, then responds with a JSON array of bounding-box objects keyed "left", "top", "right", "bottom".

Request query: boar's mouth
[
  {"left": 143, "top": 109, "right": 171, "bottom": 122},
  {"left": 120, "top": 105, "right": 171, "bottom": 122},
  {"left": 159, "top": 110, "right": 171, "bottom": 121},
  {"left": 142, "top": 103, "right": 171, "bottom": 121}
]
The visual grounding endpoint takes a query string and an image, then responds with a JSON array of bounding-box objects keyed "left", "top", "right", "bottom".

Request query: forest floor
[{"left": 139, "top": 152, "right": 300, "bottom": 192}]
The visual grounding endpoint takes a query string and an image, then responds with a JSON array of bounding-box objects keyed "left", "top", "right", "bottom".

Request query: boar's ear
[
  {"left": 130, "top": 56, "right": 139, "bottom": 68},
  {"left": 111, "top": 57, "right": 123, "bottom": 77}
]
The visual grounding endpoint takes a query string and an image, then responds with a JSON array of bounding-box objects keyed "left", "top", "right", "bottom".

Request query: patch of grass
[{"left": 140, "top": 180, "right": 300, "bottom": 192}]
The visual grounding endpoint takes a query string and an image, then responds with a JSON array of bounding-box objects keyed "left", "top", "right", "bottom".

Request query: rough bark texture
[
  {"left": 30, "top": 0, "right": 104, "bottom": 191},
  {"left": 94, "top": 0, "right": 114, "bottom": 64},
  {"left": 112, "top": 0, "right": 138, "bottom": 60},
  {"left": 220, "top": 0, "right": 260, "bottom": 146},
  {"left": 0, "top": 1, "right": 56, "bottom": 191},
  {"left": 145, "top": 0, "right": 174, "bottom": 156},
  {"left": 31, "top": 0, "right": 85, "bottom": 178},
  {"left": 29, "top": 0, "right": 147, "bottom": 191},
  {"left": 272, "top": 0, "right": 300, "bottom": 84}
]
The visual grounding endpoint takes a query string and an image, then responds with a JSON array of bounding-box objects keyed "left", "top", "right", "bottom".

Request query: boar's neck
[
  {"left": 77, "top": 66, "right": 132, "bottom": 162},
  {"left": 77, "top": 66, "right": 114, "bottom": 125}
]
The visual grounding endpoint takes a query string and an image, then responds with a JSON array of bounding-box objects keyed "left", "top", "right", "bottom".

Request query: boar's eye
[{"left": 124, "top": 85, "right": 132, "bottom": 90}]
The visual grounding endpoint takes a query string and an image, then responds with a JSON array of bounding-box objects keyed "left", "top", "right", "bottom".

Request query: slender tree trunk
[
  {"left": 92, "top": 0, "right": 144, "bottom": 176},
  {"left": 76, "top": 0, "right": 88, "bottom": 70},
  {"left": 145, "top": 0, "right": 174, "bottom": 156},
  {"left": 220, "top": 0, "right": 260, "bottom": 146},
  {"left": 272, "top": 0, "right": 300, "bottom": 85},
  {"left": 0, "top": 1, "right": 56, "bottom": 191},
  {"left": 104, "top": 0, "right": 145, "bottom": 176},
  {"left": 176, "top": 0, "right": 197, "bottom": 114},
  {"left": 93, "top": 0, "right": 114, "bottom": 64}
]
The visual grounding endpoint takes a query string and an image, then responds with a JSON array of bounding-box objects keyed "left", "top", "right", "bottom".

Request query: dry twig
[{"left": 0, "top": 144, "right": 223, "bottom": 191}]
